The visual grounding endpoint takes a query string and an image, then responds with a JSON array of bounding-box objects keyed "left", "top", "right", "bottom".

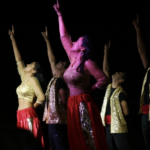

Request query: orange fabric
[
  {"left": 17, "top": 107, "right": 45, "bottom": 148},
  {"left": 67, "top": 94, "right": 108, "bottom": 150}
]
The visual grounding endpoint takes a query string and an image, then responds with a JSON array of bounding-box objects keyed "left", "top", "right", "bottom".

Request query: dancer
[
  {"left": 8, "top": 25, "right": 45, "bottom": 148},
  {"left": 42, "top": 27, "right": 69, "bottom": 150},
  {"left": 100, "top": 42, "right": 130, "bottom": 150},
  {"left": 53, "top": 1, "right": 109, "bottom": 150},
  {"left": 133, "top": 14, "right": 150, "bottom": 150}
]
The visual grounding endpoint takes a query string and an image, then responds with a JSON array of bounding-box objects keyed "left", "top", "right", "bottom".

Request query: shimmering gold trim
[
  {"left": 43, "top": 76, "right": 67, "bottom": 124},
  {"left": 27, "top": 118, "right": 33, "bottom": 132},
  {"left": 79, "top": 102, "right": 97, "bottom": 150},
  {"left": 139, "top": 68, "right": 150, "bottom": 119},
  {"left": 101, "top": 84, "right": 128, "bottom": 133}
]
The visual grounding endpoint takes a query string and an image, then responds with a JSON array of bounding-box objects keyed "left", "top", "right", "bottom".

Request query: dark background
[{"left": 0, "top": 0, "right": 150, "bottom": 149}]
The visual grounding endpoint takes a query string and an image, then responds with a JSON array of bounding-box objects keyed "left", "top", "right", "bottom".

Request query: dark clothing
[
  {"left": 144, "top": 64, "right": 150, "bottom": 105},
  {"left": 48, "top": 77, "right": 69, "bottom": 150},
  {"left": 105, "top": 124, "right": 130, "bottom": 150},
  {"left": 105, "top": 88, "right": 127, "bottom": 116},
  {"left": 48, "top": 124, "right": 69, "bottom": 150},
  {"left": 142, "top": 114, "right": 150, "bottom": 150},
  {"left": 56, "top": 78, "right": 68, "bottom": 90}
]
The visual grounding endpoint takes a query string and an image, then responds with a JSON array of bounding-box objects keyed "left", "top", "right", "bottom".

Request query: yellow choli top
[{"left": 16, "top": 61, "right": 42, "bottom": 103}]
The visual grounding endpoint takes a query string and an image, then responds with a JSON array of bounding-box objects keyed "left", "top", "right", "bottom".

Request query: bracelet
[
  {"left": 58, "top": 14, "right": 62, "bottom": 17},
  {"left": 36, "top": 100, "right": 43, "bottom": 104}
]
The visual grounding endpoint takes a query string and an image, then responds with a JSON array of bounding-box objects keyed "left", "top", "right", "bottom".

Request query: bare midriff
[{"left": 18, "top": 99, "right": 33, "bottom": 110}]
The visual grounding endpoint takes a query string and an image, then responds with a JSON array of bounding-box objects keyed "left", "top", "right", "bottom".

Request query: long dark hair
[
  {"left": 77, "top": 35, "right": 94, "bottom": 73},
  {"left": 33, "top": 62, "right": 46, "bottom": 92}
]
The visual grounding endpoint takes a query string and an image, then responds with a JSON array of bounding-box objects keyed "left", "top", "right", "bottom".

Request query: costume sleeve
[
  {"left": 60, "top": 34, "right": 73, "bottom": 61},
  {"left": 119, "top": 92, "right": 127, "bottom": 102},
  {"left": 17, "top": 61, "right": 26, "bottom": 81},
  {"left": 56, "top": 78, "right": 68, "bottom": 90},
  {"left": 85, "top": 60, "right": 108, "bottom": 89},
  {"left": 30, "top": 77, "right": 45, "bottom": 104}
]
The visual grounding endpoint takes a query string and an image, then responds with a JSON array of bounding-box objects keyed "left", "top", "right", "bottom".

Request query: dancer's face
[
  {"left": 24, "top": 62, "right": 36, "bottom": 73},
  {"left": 71, "top": 37, "right": 85, "bottom": 52},
  {"left": 112, "top": 72, "right": 125, "bottom": 84}
]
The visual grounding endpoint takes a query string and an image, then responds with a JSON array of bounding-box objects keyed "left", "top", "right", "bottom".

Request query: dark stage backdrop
[{"left": 0, "top": 0, "right": 150, "bottom": 149}]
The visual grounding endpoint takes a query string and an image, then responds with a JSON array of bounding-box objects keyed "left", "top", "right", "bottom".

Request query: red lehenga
[
  {"left": 67, "top": 94, "right": 108, "bottom": 150},
  {"left": 17, "top": 107, "right": 45, "bottom": 148}
]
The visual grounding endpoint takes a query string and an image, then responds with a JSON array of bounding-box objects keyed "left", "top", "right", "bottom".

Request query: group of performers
[{"left": 8, "top": 0, "right": 150, "bottom": 149}]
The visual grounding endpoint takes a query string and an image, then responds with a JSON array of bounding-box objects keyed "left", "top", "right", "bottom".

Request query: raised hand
[
  {"left": 8, "top": 25, "right": 15, "bottom": 40},
  {"left": 53, "top": 0, "right": 61, "bottom": 15},
  {"left": 132, "top": 14, "right": 139, "bottom": 30},
  {"left": 41, "top": 26, "right": 49, "bottom": 42},
  {"left": 104, "top": 41, "right": 111, "bottom": 53}
]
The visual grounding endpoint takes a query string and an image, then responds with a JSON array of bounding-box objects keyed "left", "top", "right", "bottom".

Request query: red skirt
[
  {"left": 17, "top": 107, "right": 45, "bottom": 148},
  {"left": 67, "top": 94, "right": 108, "bottom": 150}
]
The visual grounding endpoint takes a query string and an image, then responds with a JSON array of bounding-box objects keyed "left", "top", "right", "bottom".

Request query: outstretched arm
[
  {"left": 8, "top": 25, "right": 25, "bottom": 80},
  {"left": 103, "top": 41, "right": 111, "bottom": 81},
  {"left": 53, "top": 0, "right": 73, "bottom": 62},
  {"left": 8, "top": 25, "right": 22, "bottom": 63},
  {"left": 41, "top": 27, "right": 56, "bottom": 75},
  {"left": 132, "top": 14, "right": 149, "bottom": 69}
]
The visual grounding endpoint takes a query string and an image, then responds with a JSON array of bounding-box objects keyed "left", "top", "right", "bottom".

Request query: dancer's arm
[
  {"left": 29, "top": 77, "right": 45, "bottom": 108},
  {"left": 133, "top": 14, "right": 149, "bottom": 69},
  {"left": 121, "top": 100, "right": 129, "bottom": 116},
  {"left": 103, "top": 41, "right": 111, "bottom": 81},
  {"left": 53, "top": 0, "right": 73, "bottom": 62},
  {"left": 8, "top": 25, "right": 25, "bottom": 80},
  {"left": 85, "top": 60, "right": 109, "bottom": 90},
  {"left": 41, "top": 27, "right": 56, "bottom": 75}
]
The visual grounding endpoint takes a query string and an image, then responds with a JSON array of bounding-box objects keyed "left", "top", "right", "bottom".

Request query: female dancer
[
  {"left": 101, "top": 42, "right": 130, "bottom": 150},
  {"left": 42, "top": 27, "right": 69, "bottom": 150},
  {"left": 8, "top": 25, "right": 45, "bottom": 148},
  {"left": 133, "top": 14, "right": 150, "bottom": 150},
  {"left": 53, "top": 1, "right": 109, "bottom": 150}
]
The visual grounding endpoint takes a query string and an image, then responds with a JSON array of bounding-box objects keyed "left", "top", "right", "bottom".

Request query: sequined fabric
[
  {"left": 139, "top": 68, "right": 150, "bottom": 120},
  {"left": 27, "top": 118, "right": 33, "bottom": 132},
  {"left": 79, "top": 102, "right": 97, "bottom": 150},
  {"left": 43, "top": 77, "right": 67, "bottom": 124},
  {"left": 101, "top": 84, "right": 128, "bottom": 133}
]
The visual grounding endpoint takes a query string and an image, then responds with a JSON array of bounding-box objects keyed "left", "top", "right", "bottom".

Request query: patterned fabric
[
  {"left": 101, "top": 84, "right": 128, "bottom": 133},
  {"left": 67, "top": 94, "right": 108, "bottom": 150},
  {"left": 79, "top": 102, "right": 96, "bottom": 150},
  {"left": 43, "top": 77, "right": 67, "bottom": 124}
]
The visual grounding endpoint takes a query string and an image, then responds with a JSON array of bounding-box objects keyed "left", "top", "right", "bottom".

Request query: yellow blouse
[
  {"left": 16, "top": 79, "right": 36, "bottom": 102},
  {"left": 16, "top": 61, "right": 43, "bottom": 103}
]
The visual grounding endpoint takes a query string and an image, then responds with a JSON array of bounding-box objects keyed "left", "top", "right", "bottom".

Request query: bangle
[
  {"left": 36, "top": 100, "right": 43, "bottom": 104},
  {"left": 58, "top": 14, "right": 62, "bottom": 17}
]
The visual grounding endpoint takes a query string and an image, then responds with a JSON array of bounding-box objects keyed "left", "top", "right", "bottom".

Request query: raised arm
[
  {"left": 41, "top": 27, "right": 56, "bottom": 75},
  {"left": 85, "top": 60, "right": 109, "bottom": 90},
  {"left": 132, "top": 14, "right": 149, "bottom": 69},
  {"left": 8, "top": 25, "right": 22, "bottom": 63},
  {"left": 53, "top": 0, "right": 73, "bottom": 61},
  {"left": 103, "top": 41, "right": 111, "bottom": 81},
  {"left": 8, "top": 25, "right": 25, "bottom": 80}
]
